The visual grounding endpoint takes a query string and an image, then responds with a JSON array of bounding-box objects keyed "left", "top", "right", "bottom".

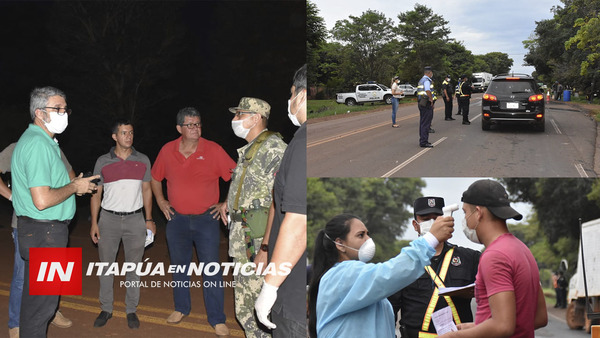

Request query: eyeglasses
[
  {"left": 234, "top": 111, "right": 256, "bottom": 118},
  {"left": 180, "top": 123, "right": 201, "bottom": 129},
  {"left": 42, "top": 107, "right": 72, "bottom": 116}
]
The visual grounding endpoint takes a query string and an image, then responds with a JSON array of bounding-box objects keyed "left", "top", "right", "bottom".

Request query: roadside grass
[
  {"left": 568, "top": 96, "right": 600, "bottom": 122},
  {"left": 308, "top": 98, "right": 417, "bottom": 119}
]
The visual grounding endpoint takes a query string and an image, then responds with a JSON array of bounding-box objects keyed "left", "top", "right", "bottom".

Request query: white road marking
[{"left": 381, "top": 137, "right": 448, "bottom": 177}]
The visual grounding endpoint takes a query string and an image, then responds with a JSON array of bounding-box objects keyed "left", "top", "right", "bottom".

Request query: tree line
[
  {"left": 523, "top": 0, "right": 600, "bottom": 101},
  {"left": 306, "top": 2, "right": 513, "bottom": 97}
]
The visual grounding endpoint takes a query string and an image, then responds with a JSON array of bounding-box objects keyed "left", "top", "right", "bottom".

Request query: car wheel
[
  {"left": 535, "top": 120, "right": 545, "bottom": 132},
  {"left": 482, "top": 120, "right": 491, "bottom": 131},
  {"left": 384, "top": 95, "right": 392, "bottom": 105},
  {"left": 345, "top": 98, "right": 357, "bottom": 106}
]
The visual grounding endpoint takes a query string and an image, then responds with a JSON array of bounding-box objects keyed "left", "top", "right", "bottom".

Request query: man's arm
[
  {"left": 142, "top": 181, "right": 156, "bottom": 234},
  {"left": 0, "top": 176, "right": 11, "bottom": 200},
  {"left": 443, "top": 291, "right": 516, "bottom": 338},
  {"left": 90, "top": 185, "right": 103, "bottom": 244},
  {"left": 30, "top": 173, "right": 99, "bottom": 210},
  {"left": 151, "top": 177, "right": 174, "bottom": 221},
  {"left": 263, "top": 211, "right": 307, "bottom": 287},
  {"left": 534, "top": 284, "right": 548, "bottom": 329}
]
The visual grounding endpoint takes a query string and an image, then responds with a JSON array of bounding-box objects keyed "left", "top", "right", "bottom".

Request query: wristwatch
[{"left": 260, "top": 244, "right": 269, "bottom": 252}]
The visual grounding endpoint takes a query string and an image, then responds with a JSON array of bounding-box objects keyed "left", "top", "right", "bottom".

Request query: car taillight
[
  {"left": 483, "top": 94, "right": 497, "bottom": 101},
  {"left": 529, "top": 94, "right": 544, "bottom": 102},
  {"left": 506, "top": 77, "right": 520, "bottom": 80}
]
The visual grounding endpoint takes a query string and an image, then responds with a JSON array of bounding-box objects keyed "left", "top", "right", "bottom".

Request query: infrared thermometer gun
[{"left": 443, "top": 204, "right": 459, "bottom": 217}]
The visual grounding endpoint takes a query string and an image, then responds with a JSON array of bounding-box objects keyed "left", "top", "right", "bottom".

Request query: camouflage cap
[{"left": 229, "top": 97, "right": 271, "bottom": 118}]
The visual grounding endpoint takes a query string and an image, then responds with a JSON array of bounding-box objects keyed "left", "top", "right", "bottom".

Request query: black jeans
[
  {"left": 18, "top": 217, "right": 69, "bottom": 338},
  {"left": 458, "top": 97, "right": 470, "bottom": 122},
  {"left": 443, "top": 96, "right": 453, "bottom": 118}
]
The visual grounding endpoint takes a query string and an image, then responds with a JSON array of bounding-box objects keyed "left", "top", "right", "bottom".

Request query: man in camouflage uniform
[{"left": 213, "top": 97, "right": 287, "bottom": 337}]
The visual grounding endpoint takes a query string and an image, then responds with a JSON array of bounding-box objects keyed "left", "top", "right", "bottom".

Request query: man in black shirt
[
  {"left": 389, "top": 197, "right": 480, "bottom": 338},
  {"left": 458, "top": 75, "right": 473, "bottom": 125},
  {"left": 442, "top": 75, "right": 455, "bottom": 121}
]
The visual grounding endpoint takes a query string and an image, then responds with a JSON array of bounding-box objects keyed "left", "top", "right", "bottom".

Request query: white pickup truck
[{"left": 336, "top": 83, "right": 402, "bottom": 106}]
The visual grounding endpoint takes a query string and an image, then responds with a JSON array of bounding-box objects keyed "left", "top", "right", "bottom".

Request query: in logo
[{"left": 29, "top": 247, "right": 82, "bottom": 295}]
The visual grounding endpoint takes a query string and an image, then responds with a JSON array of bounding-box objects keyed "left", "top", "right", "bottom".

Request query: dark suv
[{"left": 481, "top": 74, "right": 546, "bottom": 131}]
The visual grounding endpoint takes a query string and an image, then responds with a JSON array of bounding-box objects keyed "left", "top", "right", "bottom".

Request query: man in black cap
[
  {"left": 442, "top": 75, "right": 455, "bottom": 121},
  {"left": 440, "top": 180, "right": 548, "bottom": 337},
  {"left": 388, "top": 196, "right": 480, "bottom": 338},
  {"left": 457, "top": 75, "right": 472, "bottom": 125},
  {"left": 416, "top": 67, "right": 436, "bottom": 147}
]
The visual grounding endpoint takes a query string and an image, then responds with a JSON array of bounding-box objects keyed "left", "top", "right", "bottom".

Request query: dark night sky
[{"left": 0, "top": 0, "right": 306, "bottom": 173}]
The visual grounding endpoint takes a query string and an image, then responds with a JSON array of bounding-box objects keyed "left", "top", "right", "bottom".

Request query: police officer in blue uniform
[{"left": 417, "top": 67, "right": 436, "bottom": 148}]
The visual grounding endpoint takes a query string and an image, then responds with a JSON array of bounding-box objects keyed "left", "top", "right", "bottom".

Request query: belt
[
  {"left": 102, "top": 207, "right": 142, "bottom": 216},
  {"left": 17, "top": 215, "right": 71, "bottom": 225}
]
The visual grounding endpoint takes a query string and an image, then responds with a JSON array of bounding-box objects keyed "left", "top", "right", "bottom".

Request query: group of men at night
[{"left": 0, "top": 64, "right": 307, "bottom": 338}]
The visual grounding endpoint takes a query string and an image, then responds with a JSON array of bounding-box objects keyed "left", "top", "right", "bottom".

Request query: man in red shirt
[
  {"left": 151, "top": 107, "right": 236, "bottom": 336},
  {"left": 440, "top": 179, "right": 547, "bottom": 338}
]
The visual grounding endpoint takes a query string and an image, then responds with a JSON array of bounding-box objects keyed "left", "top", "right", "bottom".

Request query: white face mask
[
  {"left": 231, "top": 115, "right": 256, "bottom": 139},
  {"left": 418, "top": 219, "right": 435, "bottom": 236},
  {"left": 336, "top": 238, "right": 376, "bottom": 262},
  {"left": 287, "top": 92, "right": 304, "bottom": 127},
  {"left": 43, "top": 111, "right": 69, "bottom": 134},
  {"left": 462, "top": 211, "right": 481, "bottom": 244}
]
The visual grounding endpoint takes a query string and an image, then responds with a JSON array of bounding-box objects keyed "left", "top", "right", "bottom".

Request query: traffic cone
[{"left": 547, "top": 91, "right": 550, "bottom": 101}]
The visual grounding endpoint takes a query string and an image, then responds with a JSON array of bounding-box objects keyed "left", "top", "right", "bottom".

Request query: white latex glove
[{"left": 255, "top": 280, "right": 278, "bottom": 329}]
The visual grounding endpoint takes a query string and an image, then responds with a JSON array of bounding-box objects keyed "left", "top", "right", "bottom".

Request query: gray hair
[
  {"left": 29, "top": 86, "right": 67, "bottom": 120},
  {"left": 176, "top": 107, "right": 201, "bottom": 126},
  {"left": 293, "top": 64, "right": 307, "bottom": 92}
]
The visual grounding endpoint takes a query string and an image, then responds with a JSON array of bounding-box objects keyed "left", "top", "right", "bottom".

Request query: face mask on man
[
  {"left": 43, "top": 111, "right": 69, "bottom": 134},
  {"left": 462, "top": 210, "right": 481, "bottom": 244},
  {"left": 287, "top": 92, "right": 304, "bottom": 127},
  {"left": 417, "top": 219, "right": 435, "bottom": 236},
  {"left": 231, "top": 115, "right": 256, "bottom": 139}
]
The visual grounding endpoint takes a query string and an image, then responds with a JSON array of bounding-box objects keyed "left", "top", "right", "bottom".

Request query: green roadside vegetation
[
  {"left": 308, "top": 97, "right": 417, "bottom": 119},
  {"left": 568, "top": 96, "right": 600, "bottom": 122}
]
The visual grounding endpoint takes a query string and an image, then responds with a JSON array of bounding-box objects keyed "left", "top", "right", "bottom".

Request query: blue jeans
[
  {"left": 166, "top": 210, "right": 226, "bottom": 326},
  {"left": 9, "top": 227, "right": 24, "bottom": 329},
  {"left": 391, "top": 97, "right": 399, "bottom": 124}
]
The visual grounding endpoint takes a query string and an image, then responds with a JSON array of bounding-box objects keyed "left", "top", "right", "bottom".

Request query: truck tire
[
  {"left": 384, "top": 95, "right": 392, "bottom": 105},
  {"left": 345, "top": 98, "right": 357, "bottom": 106},
  {"left": 566, "top": 300, "right": 584, "bottom": 330}
]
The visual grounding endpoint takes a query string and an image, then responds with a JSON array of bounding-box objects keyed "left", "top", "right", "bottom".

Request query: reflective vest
[
  {"left": 417, "top": 75, "right": 437, "bottom": 101},
  {"left": 418, "top": 248, "right": 461, "bottom": 338},
  {"left": 458, "top": 82, "right": 470, "bottom": 97}
]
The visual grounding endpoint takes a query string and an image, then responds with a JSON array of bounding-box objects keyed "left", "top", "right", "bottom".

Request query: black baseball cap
[
  {"left": 461, "top": 180, "right": 523, "bottom": 220},
  {"left": 424, "top": 66, "right": 432, "bottom": 72},
  {"left": 414, "top": 196, "right": 445, "bottom": 218}
]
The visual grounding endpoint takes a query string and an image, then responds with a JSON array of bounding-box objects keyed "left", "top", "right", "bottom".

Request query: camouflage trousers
[{"left": 230, "top": 221, "right": 271, "bottom": 338}]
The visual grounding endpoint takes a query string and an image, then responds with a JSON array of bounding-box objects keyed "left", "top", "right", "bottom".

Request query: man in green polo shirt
[{"left": 11, "top": 86, "right": 99, "bottom": 338}]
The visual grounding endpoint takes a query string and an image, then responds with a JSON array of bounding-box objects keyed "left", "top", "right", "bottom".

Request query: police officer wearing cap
[
  {"left": 457, "top": 75, "right": 472, "bottom": 125},
  {"left": 417, "top": 67, "right": 436, "bottom": 147},
  {"left": 442, "top": 75, "right": 455, "bottom": 121},
  {"left": 389, "top": 197, "right": 480, "bottom": 338}
]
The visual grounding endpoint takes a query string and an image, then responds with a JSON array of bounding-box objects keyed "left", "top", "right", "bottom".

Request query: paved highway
[{"left": 308, "top": 94, "right": 597, "bottom": 178}]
